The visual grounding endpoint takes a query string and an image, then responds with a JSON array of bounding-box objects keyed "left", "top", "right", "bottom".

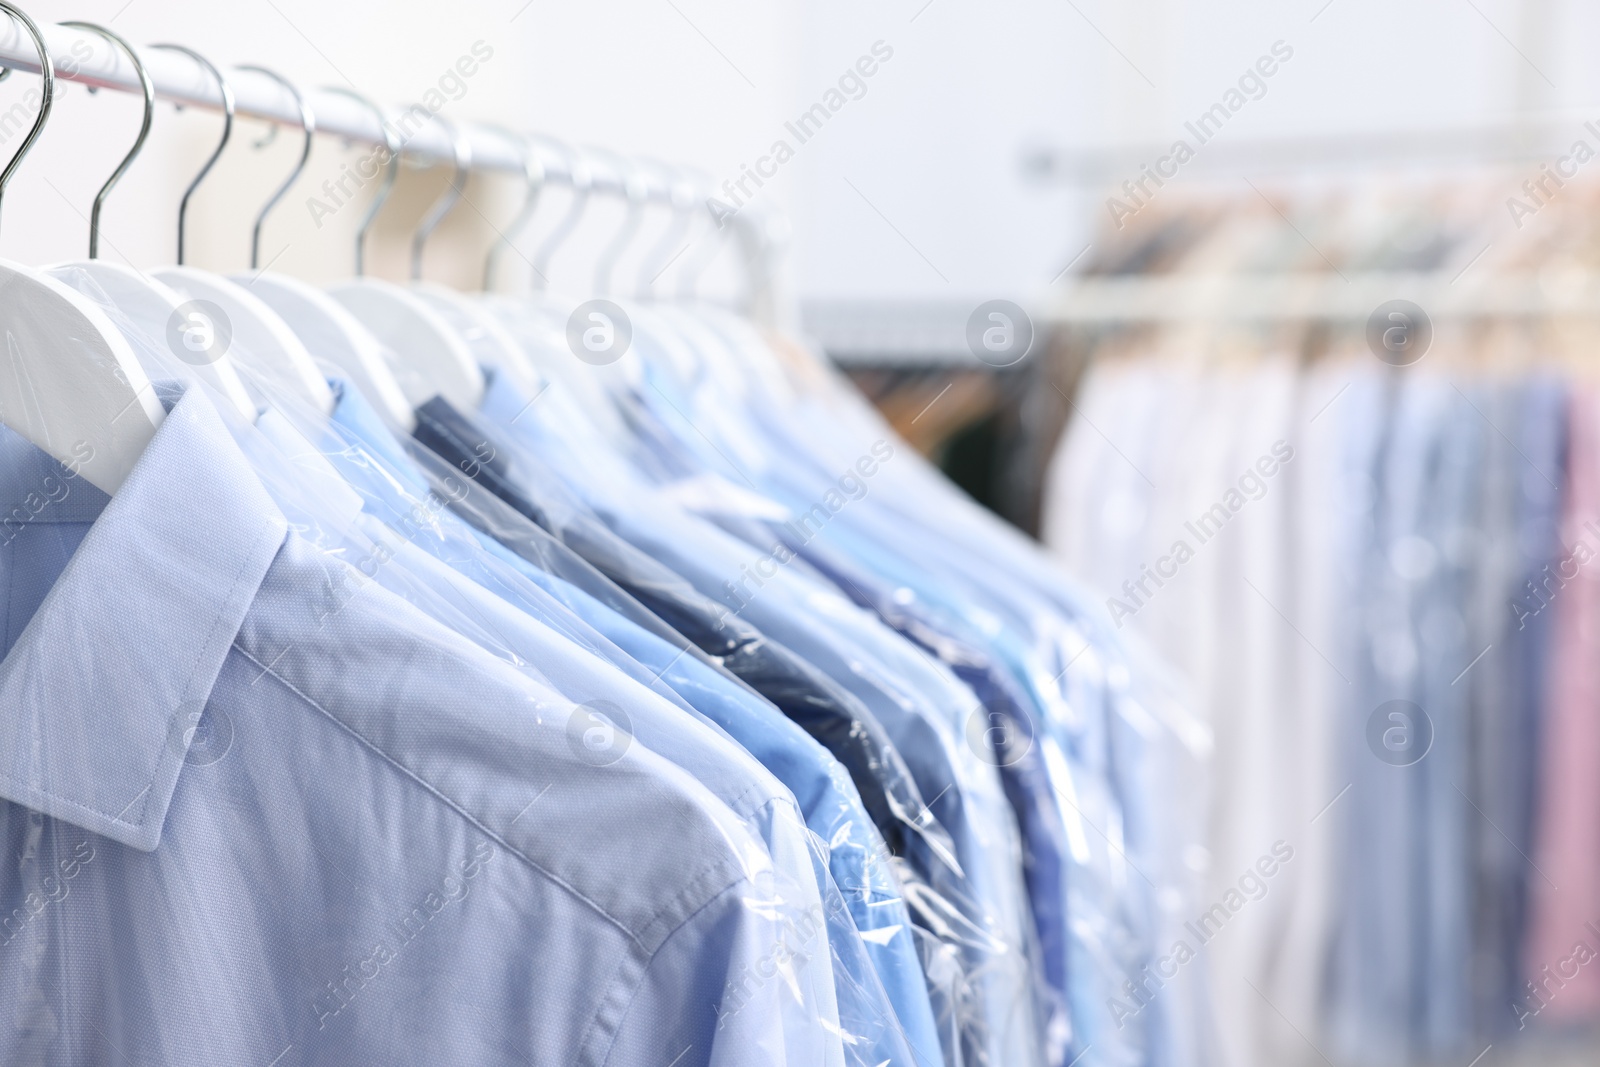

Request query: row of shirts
[
  {"left": 1045, "top": 354, "right": 1569, "bottom": 1067},
  {"left": 0, "top": 285, "right": 1206, "bottom": 1067}
]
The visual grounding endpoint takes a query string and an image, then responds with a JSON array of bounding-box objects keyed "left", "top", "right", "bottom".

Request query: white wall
[{"left": 787, "top": 0, "right": 1589, "bottom": 306}]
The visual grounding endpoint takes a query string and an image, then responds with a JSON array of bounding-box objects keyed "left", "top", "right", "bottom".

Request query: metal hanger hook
[
  {"left": 148, "top": 44, "right": 232, "bottom": 266},
  {"left": 319, "top": 86, "right": 397, "bottom": 276},
  {"left": 635, "top": 163, "right": 698, "bottom": 300},
  {"left": 593, "top": 153, "right": 651, "bottom": 297},
  {"left": 732, "top": 203, "right": 786, "bottom": 324},
  {"left": 238, "top": 64, "right": 314, "bottom": 271},
  {"left": 530, "top": 142, "right": 591, "bottom": 293},
  {"left": 0, "top": 3, "right": 52, "bottom": 241},
  {"left": 59, "top": 22, "right": 152, "bottom": 260},
  {"left": 409, "top": 114, "right": 471, "bottom": 282},
  {"left": 484, "top": 129, "right": 544, "bottom": 292},
  {"left": 678, "top": 198, "right": 734, "bottom": 303}
]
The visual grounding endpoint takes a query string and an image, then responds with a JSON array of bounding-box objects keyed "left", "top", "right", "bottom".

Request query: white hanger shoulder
[
  {"left": 328, "top": 278, "right": 485, "bottom": 412},
  {"left": 45, "top": 261, "right": 258, "bottom": 423},
  {"left": 154, "top": 267, "right": 335, "bottom": 416},
  {"left": 412, "top": 283, "right": 547, "bottom": 400},
  {"left": 234, "top": 272, "right": 416, "bottom": 431},
  {"left": 0, "top": 260, "right": 164, "bottom": 495}
]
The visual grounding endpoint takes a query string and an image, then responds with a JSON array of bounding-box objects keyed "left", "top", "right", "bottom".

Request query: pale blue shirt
[
  {"left": 0, "top": 386, "right": 836, "bottom": 1067},
  {"left": 313, "top": 378, "right": 930, "bottom": 1067}
]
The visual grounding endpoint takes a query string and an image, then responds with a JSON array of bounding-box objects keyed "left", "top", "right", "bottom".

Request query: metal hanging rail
[
  {"left": 0, "top": 17, "right": 527, "bottom": 174},
  {"left": 0, "top": 11, "right": 791, "bottom": 318},
  {"left": 1040, "top": 270, "right": 1600, "bottom": 325},
  {"left": 1020, "top": 114, "right": 1600, "bottom": 188}
]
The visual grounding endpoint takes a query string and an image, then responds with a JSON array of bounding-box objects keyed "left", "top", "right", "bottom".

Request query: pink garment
[{"left": 1523, "top": 387, "right": 1600, "bottom": 1021}]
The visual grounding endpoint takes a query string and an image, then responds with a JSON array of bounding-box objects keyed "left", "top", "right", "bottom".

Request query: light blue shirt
[
  {"left": 557, "top": 306, "right": 1199, "bottom": 1067},
  {"left": 316, "top": 378, "right": 935, "bottom": 1067},
  {"left": 0, "top": 386, "right": 841, "bottom": 1067},
  {"left": 750, "top": 392, "right": 1182, "bottom": 1067},
  {"left": 473, "top": 364, "right": 1041, "bottom": 1067}
]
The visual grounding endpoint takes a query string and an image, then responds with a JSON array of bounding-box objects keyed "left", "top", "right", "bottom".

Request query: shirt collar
[{"left": 0, "top": 385, "right": 287, "bottom": 851}]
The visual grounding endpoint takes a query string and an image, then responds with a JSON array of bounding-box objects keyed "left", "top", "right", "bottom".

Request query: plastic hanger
[
  {"left": 329, "top": 115, "right": 483, "bottom": 411},
  {"left": 154, "top": 63, "right": 333, "bottom": 415},
  {"left": 246, "top": 272, "right": 419, "bottom": 425},
  {"left": 329, "top": 275, "right": 481, "bottom": 411},
  {"left": 45, "top": 28, "right": 256, "bottom": 423},
  {"left": 60, "top": 260, "right": 261, "bottom": 424},
  {"left": 0, "top": 4, "right": 163, "bottom": 494},
  {"left": 237, "top": 86, "right": 415, "bottom": 429},
  {"left": 155, "top": 271, "right": 333, "bottom": 415},
  {"left": 414, "top": 283, "right": 545, "bottom": 399}
]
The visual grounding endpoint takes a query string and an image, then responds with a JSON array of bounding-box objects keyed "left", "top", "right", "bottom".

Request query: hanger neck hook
[
  {"left": 148, "top": 44, "right": 232, "bottom": 266},
  {"left": 679, "top": 200, "right": 733, "bottom": 303},
  {"left": 530, "top": 145, "right": 590, "bottom": 293},
  {"left": 59, "top": 23, "right": 151, "bottom": 260},
  {"left": 409, "top": 115, "right": 471, "bottom": 282},
  {"left": 635, "top": 166, "right": 696, "bottom": 300},
  {"left": 484, "top": 131, "right": 544, "bottom": 292},
  {"left": 732, "top": 204, "right": 784, "bottom": 325},
  {"left": 0, "top": 3, "right": 52, "bottom": 241},
  {"left": 593, "top": 156, "right": 650, "bottom": 297},
  {"left": 320, "top": 86, "right": 396, "bottom": 277},
  {"left": 238, "top": 64, "right": 313, "bottom": 271}
]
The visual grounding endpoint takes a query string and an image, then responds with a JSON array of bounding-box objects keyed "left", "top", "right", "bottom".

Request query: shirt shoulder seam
[{"left": 585, "top": 868, "right": 753, "bottom": 1067}]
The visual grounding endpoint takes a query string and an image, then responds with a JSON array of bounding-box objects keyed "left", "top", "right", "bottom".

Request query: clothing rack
[
  {"left": 1039, "top": 269, "right": 1600, "bottom": 326},
  {"left": 800, "top": 299, "right": 1011, "bottom": 368},
  {"left": 0, "top": 14, "right": 788, "bottom": 315},
  {"left": 1020, "top": 115, "right": 1597, "bottom": 187},
  {"left": 807, "top": 266, "right": 1594, "bottom": 365}
]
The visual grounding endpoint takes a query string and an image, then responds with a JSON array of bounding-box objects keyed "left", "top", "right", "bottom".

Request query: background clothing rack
[
  {"left": 805, "top": 266, "right": 1600, "bottom": 366},
  {"left": 1020, "top": 113, "right": 1600, "bottom": 187},
  {"left": 1040, "top": 269, "right": 1600, "bottom": 325},
  {"left": 818, "top": 113, "right": 1600, "bottom": 366}
]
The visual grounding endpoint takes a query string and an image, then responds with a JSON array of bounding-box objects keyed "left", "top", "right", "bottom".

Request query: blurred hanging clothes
[
  {"left": 1523, "top": 386, "right": 1600, "bottom": 1025},
  {"left": 1035, "top": 172, "right": 1600, "bottom": 1067}
]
